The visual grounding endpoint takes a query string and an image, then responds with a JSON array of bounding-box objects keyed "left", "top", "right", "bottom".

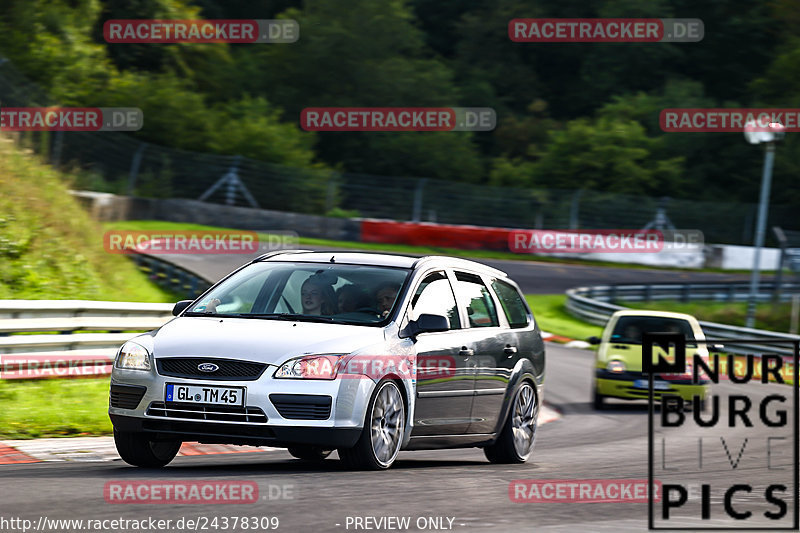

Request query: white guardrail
[
  {"left": 0, "top": 300, "right": 173, "bottom": 379},
  {"left": 566, "top": 283, "right": 800, "bottom": 356}
]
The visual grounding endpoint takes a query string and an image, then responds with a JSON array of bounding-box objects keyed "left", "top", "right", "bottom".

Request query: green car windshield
[{"left": 610, "top": 316, "right": 697, "bottom": 345}]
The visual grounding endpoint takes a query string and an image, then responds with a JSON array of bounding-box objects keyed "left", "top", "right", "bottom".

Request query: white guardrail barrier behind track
[
  {"left": 566, "top": 282, "right": 800, "bottom": 355},
  {"left": 0, "top": 300, "right": 173, "bottom": 379}
]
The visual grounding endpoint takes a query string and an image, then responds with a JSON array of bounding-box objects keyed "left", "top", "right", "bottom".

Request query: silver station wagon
[{"left": 109, "top": 251, "right": 545, "bottom": 469}]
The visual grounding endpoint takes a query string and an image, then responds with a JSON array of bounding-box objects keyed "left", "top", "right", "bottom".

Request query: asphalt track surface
[
  {"left": 157, "top": 244, "right": 763, "bottom": 293},
  {"left": 1, "top": 343, "right": 795, "bottom": 532}
]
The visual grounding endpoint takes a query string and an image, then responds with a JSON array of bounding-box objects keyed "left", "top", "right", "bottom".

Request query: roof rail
[{"left": 251, "top": 249, "right": 313, "bottom": 263}]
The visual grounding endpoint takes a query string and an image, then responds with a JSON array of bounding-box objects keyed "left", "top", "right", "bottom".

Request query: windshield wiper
[
  {"left": 233, "top": 313, "right": 335, "bottom": 323},
  {"left": 183, "top": 311, "right": 240, "bottom": 318}
]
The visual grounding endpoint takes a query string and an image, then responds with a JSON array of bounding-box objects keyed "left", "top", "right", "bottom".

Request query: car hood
[{"left": 150, "top": 316, "right": 385, "bottom": 365}]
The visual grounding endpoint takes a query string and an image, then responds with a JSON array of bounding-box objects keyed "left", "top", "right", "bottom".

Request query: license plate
[
  {"left": 632, "top": 379, "right": 670, "bottom": 391},
  {"left": 165, "top": 383, "right": 245, "bottom": 406}
]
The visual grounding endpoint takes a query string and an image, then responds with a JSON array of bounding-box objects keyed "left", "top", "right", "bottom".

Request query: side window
[
  {"left": 410, "top": 271, "right": 460, "bottom": 330},
  {"left": 454, "top": 272, "right": 499, "bottom": 328},
  {"left": 491, "top": 279, "right": 530, "bottom": 328}
]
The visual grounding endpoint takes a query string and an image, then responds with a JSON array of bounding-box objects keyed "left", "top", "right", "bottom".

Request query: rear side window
[
  {"left": 491, "top": 279, "right": 530, "bottom": 328},
  {"left": 454, "top": 272, "right": 499, "bottom": 328}
]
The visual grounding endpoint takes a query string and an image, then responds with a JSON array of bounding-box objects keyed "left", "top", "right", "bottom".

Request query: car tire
[
  {"left": 338, "top": 379, "right": 405, "bottom": 470},
  {"left": 592, "top": 382, "right": 605, "bottom": 410},
  {"left": 288, "top": 445, "right": 333, "bottom": 462},
  {"left": 484, "top": 380, "right": 538, "bottom": 464},
  {"left": 113, "top": 428, "right": 181, "bottom": 467}
]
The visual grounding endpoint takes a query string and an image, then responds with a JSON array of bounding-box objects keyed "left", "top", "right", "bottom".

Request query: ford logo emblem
[{"left": 198, "top": 363, "right": 219, "bottom": 373}]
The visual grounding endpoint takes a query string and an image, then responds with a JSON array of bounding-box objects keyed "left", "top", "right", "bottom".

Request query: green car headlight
[
  {"left": 607, "top": 360, "right": 626, "bottom": 373},
  {"left": 115, "top": 341, "right": 151, "bottom": 371}
]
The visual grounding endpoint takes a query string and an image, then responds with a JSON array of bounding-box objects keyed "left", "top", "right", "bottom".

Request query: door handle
[
  {"left": 504, "top": 345, "right": 518, "bottom": 356},
  {"left": 459, "top": 347, "right": 474, "bottom": 357}
]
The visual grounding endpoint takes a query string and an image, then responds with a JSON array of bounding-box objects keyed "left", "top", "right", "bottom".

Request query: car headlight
[
  {"left": 115, "top": 341, "right": 151, "bottom": 371},
  {"left": 273, "top": 355, "right": 342, "bottom": 380},
  {"left": 607, "top": 360, "right": 626, "bottom": 373}
]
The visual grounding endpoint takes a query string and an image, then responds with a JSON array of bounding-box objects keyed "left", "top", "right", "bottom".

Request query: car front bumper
[
  {"left": 108, "top": 362, "right": 379, "bottom": 448},
  {"left": 595, "top": 369, "right": 709, "bottom": 402}
]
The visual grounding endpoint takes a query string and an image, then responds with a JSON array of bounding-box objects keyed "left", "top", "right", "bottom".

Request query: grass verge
[
  {"left": 527, "top": 294, "right": 602, "bottom": 341},
  {"left": 0, "top": 378, "right": 112, "bottom": 439},
  {"left": 622, "top": 299, "right": 796, "bottom": 333},
  {"left": 0, "top": 140, "right": 177, "bottom": 302}
]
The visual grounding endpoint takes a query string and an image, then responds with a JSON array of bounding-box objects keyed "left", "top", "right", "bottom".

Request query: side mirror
[
  {"left": 587, "top": 336, "right": 601, "bottom": 345},
  {"left": 172, "top": 300, "right": 193, "bottom": 316},
  {"left": 401, "top": 313, "right": 449, "bottom": 339}
]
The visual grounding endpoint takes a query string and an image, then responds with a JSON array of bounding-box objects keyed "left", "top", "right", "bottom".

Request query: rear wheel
[
  {"left": 339, "top": 380, "right": 405, "bottom": 470},
  {"left": 288, "top": 445, "right": 333, "bottom": 462},
  {"left": 114, "top": 429, "right": 181, "bottom": 467},
  {"left": 484, "top": 381, "right": 538, "bottom": 464}
]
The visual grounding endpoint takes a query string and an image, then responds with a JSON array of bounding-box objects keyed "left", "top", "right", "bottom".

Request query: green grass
[
  {"left": 0, "top": 139, "right": 176, "bottom": 303},
  {"left": 102, "top": 220, "right": 749, "bottom": 273},
  {"left": 0, "top": 378, "right": 112, "bottom": 439},
  {"left": 527, "top": 294, "right": 602, "bottom": 341},
  {"left": 622, "top": 299, "right": 796, "bottom": 333}
]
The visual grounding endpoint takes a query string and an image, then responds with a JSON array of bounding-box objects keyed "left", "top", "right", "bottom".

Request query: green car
[{"left": 589, "top": 310, "right": 711, "bottom": 410}]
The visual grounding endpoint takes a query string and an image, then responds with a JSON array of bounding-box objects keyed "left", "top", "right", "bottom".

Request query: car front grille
[
  {"left": 270, "top": 394, "right": 332, "bottom": 420},
  {"left": 110, "top": 383, "right": 147, "bottom": 409},
  {"left": 146, "top": 401, "right": 268, "bottom": 423},
  {"left": 156, "top": 358, "right": 267, "bottom": 381}
]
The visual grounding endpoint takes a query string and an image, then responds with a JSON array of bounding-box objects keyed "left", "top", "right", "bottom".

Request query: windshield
[
  {"left": 610, "top": 316, "right": 697, "bottom": 345},
  {"left": 186, "top": 261, "right": 409, "bottom": 325}
]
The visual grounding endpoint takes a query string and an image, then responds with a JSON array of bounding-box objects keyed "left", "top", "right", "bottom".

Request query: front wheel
[
  {"left": 484, "top": 381, "right": 538, "bottom": 464},
  {"left": 114, "top": 429, "right": 181, "bottom": 467},
  {"left": 592, "top": 382, "right": 605, "bottom": 410},
  {"left": 288, "top": 445, "right": 333, "bottom": 462},
  {"left": 339, "top": 380, "right": 405, "bottom": 470}
]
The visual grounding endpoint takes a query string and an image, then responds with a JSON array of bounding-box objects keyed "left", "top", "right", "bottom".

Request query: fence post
[
  {"left": 682, "top": 284, "right": 691, "bottom": 303},
  {"left": 127, "top": 142, "right": 147, "bottom": 195},
  {"left": 412, "top": 178, "right": 427, "bottom": 222},
  {"left": 569, "top": 189, "right": 583, "bottom": 229},
  {"left": 325, "top": 173, "right": 337, "bottom": 214},
  {"left": 51, "top": 130, "right": 64, "bottom": 168}
]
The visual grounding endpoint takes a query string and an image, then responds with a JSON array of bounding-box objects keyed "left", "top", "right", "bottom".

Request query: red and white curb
[
  {"left": 0, "top": 408, "right": 560, "bottom": 465},
  {"left": 541, "top": 331, "right": 591, "bottom": 349},
  {"left": 0, "top": 438, "right": 273, "bottom": 464}
]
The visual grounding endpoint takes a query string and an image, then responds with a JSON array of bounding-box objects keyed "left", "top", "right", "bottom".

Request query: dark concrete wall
[{"left": 71, "top": 192, "right": 361, "bottom": 241}]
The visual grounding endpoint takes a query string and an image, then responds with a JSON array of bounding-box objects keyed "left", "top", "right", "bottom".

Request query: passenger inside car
[
  {"left": 375, "top": 282, "right": 400, "bottom": 317},
  {"left": 301, "top": 276, "right": 337, "bottom": 315}
]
